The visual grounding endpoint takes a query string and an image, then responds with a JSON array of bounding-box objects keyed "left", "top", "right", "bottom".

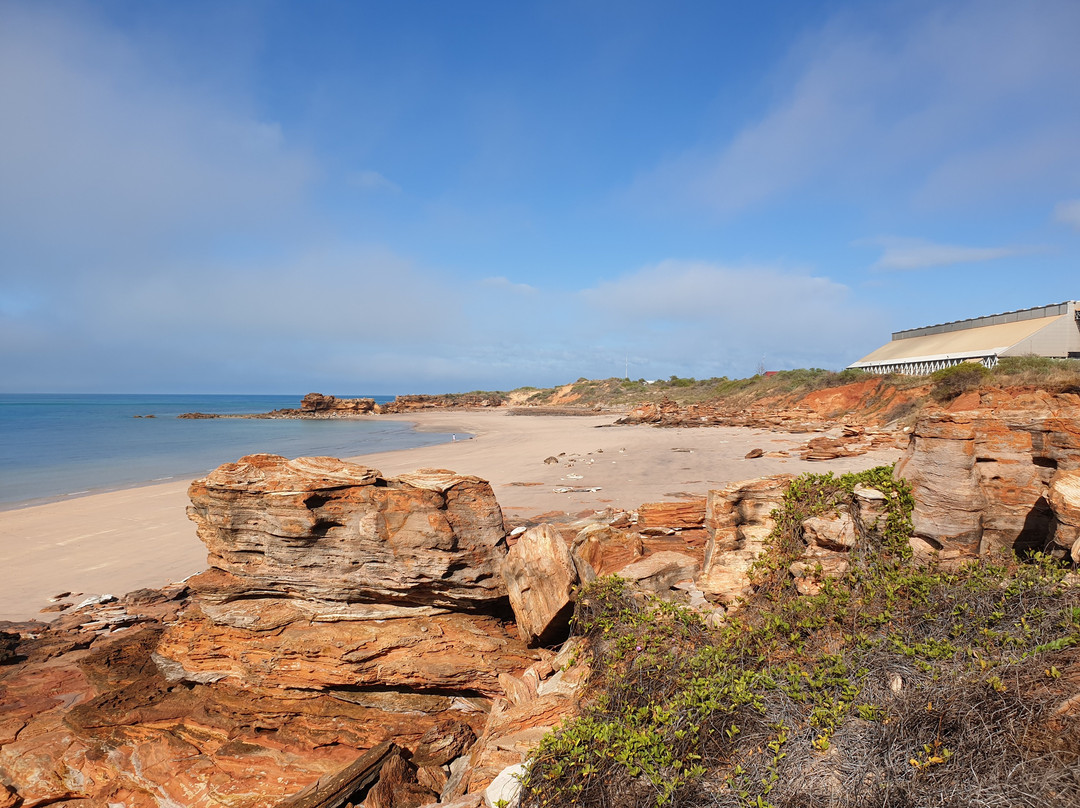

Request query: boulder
[
  {"left": 365, "top": 750, "right": 438, "bottom": 808},
  {"left": 501, "top": 525, "right": 579, "bottom": 646},
  {"left": 802, "top": 509, "right": 857, "bottom": 551},
  {"left": 0, "top": 631, "right": 18, "bottom": 665},
  {"left": 412, "top": 720, "right": 478, "bottom": 768},
  {"left": 853, "top": 485, "right": 890, "bottom": 541},
  {"left": 187, "top": 455, "right": 509, "bottom": 609},
  {"left": 484, "top": 763, "right": 527, "bottom": 808}
]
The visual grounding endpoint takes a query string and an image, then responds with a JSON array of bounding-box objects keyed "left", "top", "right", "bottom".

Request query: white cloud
[
  {"left": 867, "top": 237, "right": 1034, "bottom": 271},
  {"left": 1054, "top": 199, "right": 1080, "bottom": 230},
  {"left": 630, "top": 1, "right": 1080, "bottom": 217},
  {"left": 575, "top": 260, "right": 880, "bottom": 375}
]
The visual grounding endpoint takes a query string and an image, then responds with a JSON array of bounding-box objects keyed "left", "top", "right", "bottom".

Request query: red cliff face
[{"left": 895, "top": 390, "right": 1080, "bottom": 557}]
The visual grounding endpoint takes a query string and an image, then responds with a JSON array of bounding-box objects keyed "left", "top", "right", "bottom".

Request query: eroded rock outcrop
[
  {"left": 300, "top": 392, "right": 377, "bottom": 413},
  {"left": 699, "top": 475, "right": 793, "bottom": 605},
  {"left": 187, "top": 455, "right": 509, "bottom": 609},
  {"left": 894, "top": 392, "right": 1080, "bottom": 556},
  {"left": 0, "top": 456, "right": 547, "bottom": 808}
]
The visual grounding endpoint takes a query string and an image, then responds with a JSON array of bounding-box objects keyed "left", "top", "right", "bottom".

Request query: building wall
[{"left": 1001, "top": 309, "right": 1080, "bottom": 358}]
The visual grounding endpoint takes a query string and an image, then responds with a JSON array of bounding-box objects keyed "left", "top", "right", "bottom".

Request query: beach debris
[
  {"left": 565, "top": 473, "right": 583, "bottom": 480},
  {"left": 671, "top": 447, "right": 693, "bottom": 453},
  {"left": 543, "top": 456, "right": 559, "bottom": 465},
  {"left": 551, "top": 486, "right": 602, "bottom": 494},
  {"left": 73, "top": 594, "right": 117, "bottom": 610}
]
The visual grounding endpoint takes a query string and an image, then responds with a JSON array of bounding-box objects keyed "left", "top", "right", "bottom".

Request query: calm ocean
[{"left": 0, "top": 394, "right": 454, "bottom": 509}]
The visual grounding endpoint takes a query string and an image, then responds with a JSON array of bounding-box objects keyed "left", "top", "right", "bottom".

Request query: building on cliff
[{"left": 848, "top": 300, "right": 1080, "bottom": 375}]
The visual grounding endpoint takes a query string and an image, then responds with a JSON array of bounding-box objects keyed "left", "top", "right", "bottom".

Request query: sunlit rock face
[
  {"left": 186, "top": 454, "right": 510, "bottom": 609},
  {"left": 894, "top": 391, "right": 1080, "bottom": 556}
]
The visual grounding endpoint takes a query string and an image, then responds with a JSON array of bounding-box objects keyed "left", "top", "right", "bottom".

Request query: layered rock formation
[
  {"left": 0, "top": 456, "right": 556, "bottom": 808},
  {"left": 300, "top": 393, "right": 377, "bottom": 414},
  {"left": 699, "top": 475, "right": 793, "bottom": 605},
  {"left": 186, "top": 455, "right": 508, "bottom": 609},
  {"left": 894, "top": 391, "right": 1080, "bottom": 556}
]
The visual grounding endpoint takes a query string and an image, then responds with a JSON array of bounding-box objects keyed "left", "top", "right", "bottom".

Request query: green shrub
[
  {"left": 929, "top": 362, "right": 991, "bottom": 402},
  {"left": 521, "top": 467, "right": 1080, "bottom": 808}
]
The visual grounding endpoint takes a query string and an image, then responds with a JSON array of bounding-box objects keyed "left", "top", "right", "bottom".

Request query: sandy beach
[{"left": 0, "top": 410, "right": 902, "bottom": 622}]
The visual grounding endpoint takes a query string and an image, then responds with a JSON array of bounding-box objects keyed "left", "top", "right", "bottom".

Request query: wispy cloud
[
  {"left": 630, "top": 1, "right": 1080, "bottom": 217},
  {"left": 1054, "top": 199, "right": 1080, "bottom": 230},
  {"left": 575, "top": 260, "right": 880, "bottom": 374},
  {"left": 866, "top": 237, "right": 1036, "bottom": 271}
]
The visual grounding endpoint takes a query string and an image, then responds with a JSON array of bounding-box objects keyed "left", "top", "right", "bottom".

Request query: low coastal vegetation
[
  {"left": 521, "top": 467, "right": 1080, "bottom": 807},
  {"left": 491, "top": 356, "right": 1080, "bottom": 415}
]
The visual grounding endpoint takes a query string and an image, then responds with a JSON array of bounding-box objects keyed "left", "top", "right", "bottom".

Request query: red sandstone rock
[
  {"left": 699, "top": 476, "right": 792, "bottom": 604},
  {"left": 637, "top": 499, "right": 706, "bottom": 530},
  {"left": 617, "top": 551, "right": 700, "bottom": 592},
  {"left": 364, "top": 750, "right": 437, "bottom": 808},
  {"left": 894, "top": 395, "right": 1080, "bottom": 555},
  {"left": 501, "top": 525, "right": 579, "bottom": 647},
  {"left": 1048, "top": 469, "right": 1080, "bottom": 561},
  {"left": 188, "top": 456, "right": 509, "bottom": 609},
  {"left": 156, "top": 601, "right": 537, "bottom": 696},
  {"left": 300, "top": 392, "right": 377, "bottom": 413},
  {"left": 571, "top": 523, "right": 644, "bottom": 576},
  {"left": 802, "top": 510, "right": 857, "bottom": 550}
]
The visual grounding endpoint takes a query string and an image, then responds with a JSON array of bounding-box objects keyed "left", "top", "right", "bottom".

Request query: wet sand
[{"left": 0, "top": 410, "right": 902, "bottom": 621}]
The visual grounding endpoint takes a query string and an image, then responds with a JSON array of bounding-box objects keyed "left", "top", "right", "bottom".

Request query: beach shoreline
[{"left": 0, "top": 409, "right": 902, "bottom": 622}]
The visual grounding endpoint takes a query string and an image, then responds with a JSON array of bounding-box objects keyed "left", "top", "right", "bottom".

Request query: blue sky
[{"left": 2, "top": 0, "right": 1079, "bottom": 394}]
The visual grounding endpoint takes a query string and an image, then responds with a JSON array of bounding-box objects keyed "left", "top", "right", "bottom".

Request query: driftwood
[{"left": 278, "top": 741, "right": 398, "bottom": 808}]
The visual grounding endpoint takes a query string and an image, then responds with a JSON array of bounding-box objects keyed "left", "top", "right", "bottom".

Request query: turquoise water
[{"left": 0, "top": 394, "right": 452, "bottom": 509}]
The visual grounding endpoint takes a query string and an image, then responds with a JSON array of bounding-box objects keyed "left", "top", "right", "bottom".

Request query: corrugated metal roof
[{"left": 851, "top": 314, "right": 1065, "bottom": 367}]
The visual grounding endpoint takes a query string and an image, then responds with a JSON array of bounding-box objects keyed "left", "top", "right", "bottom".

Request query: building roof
[{"left": 850, "top": 314, "right": 1065, "bottom": 368}]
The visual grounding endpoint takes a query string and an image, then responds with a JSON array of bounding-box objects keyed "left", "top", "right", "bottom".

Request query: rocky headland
[{"left": 2, "top": 386, "right": 1080, "bottom": 807}]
